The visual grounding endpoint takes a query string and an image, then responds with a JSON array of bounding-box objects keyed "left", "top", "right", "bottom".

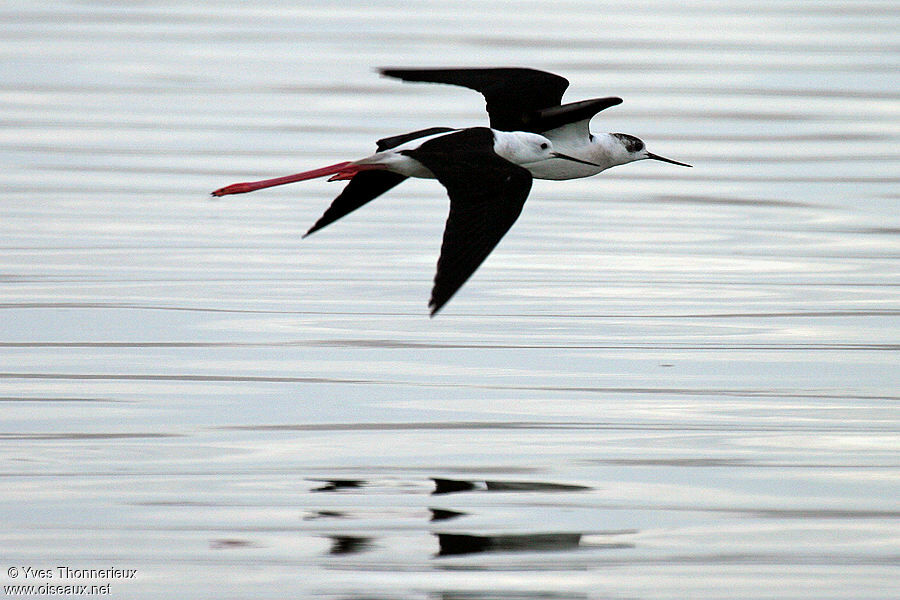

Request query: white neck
[{"left": 535, "top": 129, "right": 643, "bottom": 180}]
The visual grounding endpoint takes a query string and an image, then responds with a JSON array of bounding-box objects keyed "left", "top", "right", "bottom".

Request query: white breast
[
  {"left": 525, "top": 158, "right": 605, "bottom": 180},
  {"left": 525, "top": 123, "right": 616, "bottom": 180}
]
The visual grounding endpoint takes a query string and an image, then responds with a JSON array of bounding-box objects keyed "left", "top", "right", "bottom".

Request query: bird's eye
[{"left": 540, "top": 142, "right": 549, "bottom": 150}]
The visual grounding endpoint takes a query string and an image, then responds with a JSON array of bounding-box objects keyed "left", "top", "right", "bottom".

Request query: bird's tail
[{"left": 212, "top": 161, "right": 372, "bottom": 197}]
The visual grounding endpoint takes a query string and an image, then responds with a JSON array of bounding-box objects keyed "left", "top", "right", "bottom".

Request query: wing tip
[
  {"left": 377, "top": 67, "right": 405, "bottom": 79},
  {"left": 302, "top": 220, "right": 324, "bottom": 238},
  {"left": 428, "top": 298, "right": 444, "bottom": 317}
]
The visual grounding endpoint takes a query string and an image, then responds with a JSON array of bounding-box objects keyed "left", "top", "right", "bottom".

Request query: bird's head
[
  {"left": 500, "top": 131, "right": 557, "bottom": 165},
  {"left": 611, "top": 133, "right": 692, "bottom": 168}
]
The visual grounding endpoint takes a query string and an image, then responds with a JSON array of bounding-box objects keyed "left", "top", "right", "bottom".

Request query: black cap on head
[{"left": 611, "top": 133, "right": 644, "bottom": 153}]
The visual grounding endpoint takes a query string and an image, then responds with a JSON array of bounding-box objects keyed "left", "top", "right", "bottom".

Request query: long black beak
[
  {"left": 551, "top": 152, "right": 602, "bottom": 168},
  {"left": 647, "top": 152, "right": 692, "bottom": 167}
]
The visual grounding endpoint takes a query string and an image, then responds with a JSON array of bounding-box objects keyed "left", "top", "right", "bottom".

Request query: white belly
[{"left": 525, "top": 158, "right": 606, "bottom": 180}]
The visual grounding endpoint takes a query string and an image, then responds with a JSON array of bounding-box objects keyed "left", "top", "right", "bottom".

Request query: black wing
[
  {"left": 376, "top": 127, "right": 456, "bottom": 151},
  {"left": 303, "top": 128, "right": 457, "bottom": 237},
  {"left": 303, "top": 171, "right": 407, "bottom": 237},
  {"left": 379, "top": 67, "right": 622, "bottom": 133},
  {"left": 400, "top": 128, "right": 534, "bottom": 315},
  {"left": 533, "top": 97, "right": 623, "bottom": 132},
  {"left": 380, "top": 67, "right": 569, "bottom": 132}
]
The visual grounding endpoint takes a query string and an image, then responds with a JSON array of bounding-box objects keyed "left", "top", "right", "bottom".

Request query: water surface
[{"left": 1, "top": 1, "right": 898, "bottom": 598}]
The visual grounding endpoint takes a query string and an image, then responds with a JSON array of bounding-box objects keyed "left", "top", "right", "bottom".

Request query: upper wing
[
  {"left": 532, "top": 97, "right": 623, "bottom": 133},
  {"left": 380, "top": 67, "right": 569, "bottom": 132},
  {"left": 376, "top": 127, "right": 456, "bottom": 151},
  {"left": 379, "top": 67, "right": 622, "bottom": 134},
  {"left": 400, "top": 129, "right": 534, "bottom": 315}
]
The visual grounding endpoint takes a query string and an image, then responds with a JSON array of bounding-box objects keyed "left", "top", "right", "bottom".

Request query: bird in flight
[
  {"left": 213, "top": 68, "right": 691, "bottom": 315},
  {"left": 379, "top": 67, "right": 692, "bottom": 179},
  {"left": 214, "top": 127, "right": 592, "bottom": 315}
]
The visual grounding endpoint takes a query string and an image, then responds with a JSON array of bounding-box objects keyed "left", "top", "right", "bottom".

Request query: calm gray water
[{"left": 1, "top": 1, "right": 898, "bottom": 598}]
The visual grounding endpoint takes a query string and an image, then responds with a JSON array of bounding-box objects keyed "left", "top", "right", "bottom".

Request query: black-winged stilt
[
  {"left": 213, "top": 127, "right": 587, "bottom": 315},
  {"left": 212, "top": 68, "right": 691, "bottom": 315},
  {"left": 379, "top": 67, "right": 692, "bottom": 180}
]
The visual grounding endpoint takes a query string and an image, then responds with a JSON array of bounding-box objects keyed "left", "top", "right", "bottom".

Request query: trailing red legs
[{"left": 211, "top": 162, "right": 383, "bottom": 196}]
